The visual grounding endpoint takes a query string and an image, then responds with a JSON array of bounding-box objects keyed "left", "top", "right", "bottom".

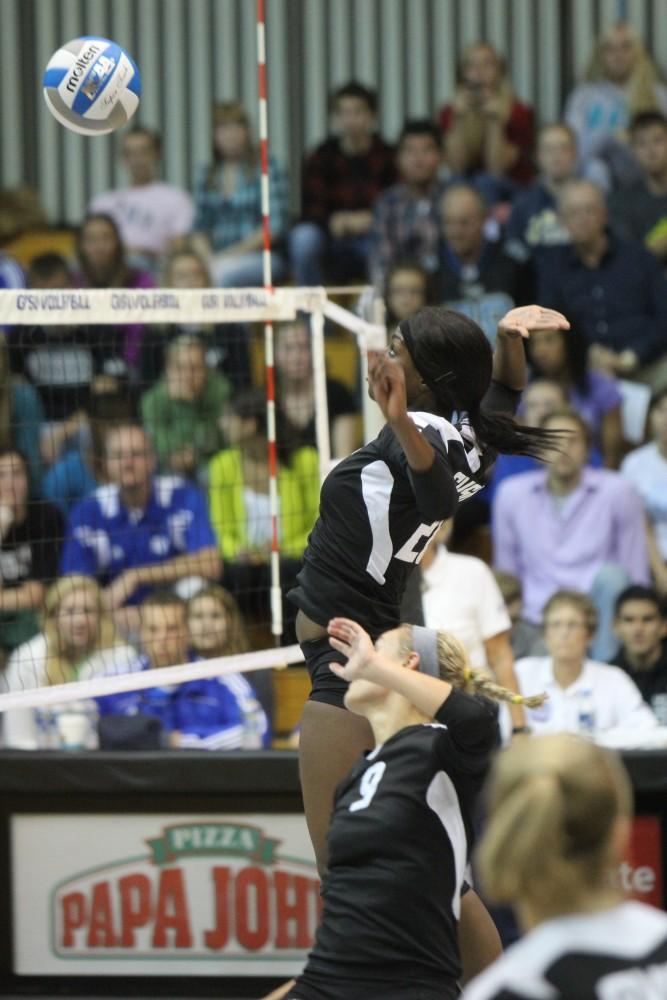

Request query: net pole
[
  {"left": 310, "top": 307, "right": 331, "bottom": 483},
  {"left": 257, "top": 0, "right": 282, "bottom": 640}
]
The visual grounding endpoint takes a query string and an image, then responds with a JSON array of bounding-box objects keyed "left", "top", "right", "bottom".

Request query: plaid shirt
[
  {"left": 193, "top": 156, "right": 289, "bottom": 251},
  {"left": 369, "top": 179, "right": 449, "bottom": 287},
  {"left": 301, "top": 135, "right": 397, "bottom": 225}
]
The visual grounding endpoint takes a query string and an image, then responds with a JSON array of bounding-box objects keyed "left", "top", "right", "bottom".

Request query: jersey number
[{"left": 349, "top": 761, "right": 386, "bottom": 813}]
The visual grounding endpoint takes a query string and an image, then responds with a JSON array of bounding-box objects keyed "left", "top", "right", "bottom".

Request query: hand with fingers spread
[
  {"left": 327, "top": 617, "right": 379, "bottom": 682},
  {"left": 497, "top": 305, "right": 570, "bottom": 341},
  {"left": 367, "top": 349, "right": 409, "bottom": 425}
]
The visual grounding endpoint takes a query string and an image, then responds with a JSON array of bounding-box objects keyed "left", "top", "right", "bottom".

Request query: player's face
[
  {"left": 650, "top": 396, "right": 667, "bottom": 449},
  {"left": 333, "top": 96, "right": 375, "bottom": 141},
  {"left": 169, "top": 255, "right": 208, "bottom": 289},
  {"left": 345, "top": 628, "right": 405, "bottom": 712},
  {"left": 387, "top": 269, "right": 427, "bottom": 322},
  {"left": 528, "top": 327, "right": 567, "bottom": 376},
  {"left": 397, "top": 135, "right": 441, "bottom": 186},
  {"left": 368, "top": 330, "right": 423, "bottom": 405},
  {"left": 57, "top": 588, "right": 100, "bottom": 653},
  {"left": 140, "top": 605, "right": 188, "bottom": 669},
  {"left": 543, "top": 605, "right": 591, "bottom": 662},
  {"left": 0, "top": 453, "right": 28, "bottom": 510},
  {"left": 105, "top": 427, "right": 155, "bottom": 491},
  {"left": 537, "top": 128, "right": 577, "bottom": 182},
  {"left": 441, "top": 191, "right": 485, "bottom": 257},
  {"left": 188, "top": 596, "right": 229, "bottom": 653},
  {"left": 631, "top": 124, "right": 667, "bottom": 176},
  {"left": 614, "top": 600, "right": 665, "bottom": 658}
]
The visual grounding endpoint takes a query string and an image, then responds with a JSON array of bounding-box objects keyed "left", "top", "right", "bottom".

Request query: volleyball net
[{"left": 0, "top": 285, "right": 385, "bottom": 746}]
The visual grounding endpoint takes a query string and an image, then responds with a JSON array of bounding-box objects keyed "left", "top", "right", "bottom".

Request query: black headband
[{"left": 398, "top": 318, "right": 456, "bottom": 399}]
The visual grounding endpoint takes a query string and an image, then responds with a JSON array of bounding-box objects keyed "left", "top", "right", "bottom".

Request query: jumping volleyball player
[
  {"left": 287, "top": 303, "right": 569, "bottom": 872},
  {"left": 284, "top": 617, "right": 545, "bottom": 1000}
]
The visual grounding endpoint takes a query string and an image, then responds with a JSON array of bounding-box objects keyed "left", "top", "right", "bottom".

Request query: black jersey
[
  {"left": 462, "top": 901, "right": 667, "bottom": 999},
  {"left": 295, "top": 689, "right": 499, "bottom": 997},
  {"left": 289, "top": 382, "right": 519, "bottom": 636}
]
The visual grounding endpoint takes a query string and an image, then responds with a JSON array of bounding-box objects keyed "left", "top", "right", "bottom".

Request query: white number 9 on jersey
[{"left": 349, "top": 761, "right": 387, "bottom": 813}]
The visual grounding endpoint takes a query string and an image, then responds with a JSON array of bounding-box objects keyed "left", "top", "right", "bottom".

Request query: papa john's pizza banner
[{"left": 11, "top": 813, "right": 320, "bottom": 976}]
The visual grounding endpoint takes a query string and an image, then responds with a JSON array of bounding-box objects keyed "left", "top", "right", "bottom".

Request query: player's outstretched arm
[
  {"left": 493, "top": 305, "right": 570, "bottom": 390},
  {"left": 327, "top": 618, "right": 454, "bottom": 718}
]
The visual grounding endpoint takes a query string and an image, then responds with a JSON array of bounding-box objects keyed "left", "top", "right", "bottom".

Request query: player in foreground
[
  {"left": 279, "top": 616, "right": 543, "bottom": 1000},
  {"left": 462, "top": 733, "right": 667, "bottom": 999},
  {"left": 288, "top": 304, "right": 569, "bottom": 872}
]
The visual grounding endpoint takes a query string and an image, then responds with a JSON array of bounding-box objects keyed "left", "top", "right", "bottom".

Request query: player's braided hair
[{"left": 396, "top": 625, "right": 546, "bottom": 708}]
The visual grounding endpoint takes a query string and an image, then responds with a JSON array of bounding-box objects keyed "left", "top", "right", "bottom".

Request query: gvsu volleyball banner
[
  {"left": 0, "top": 287, "right": 298, "bottom": 325},
  {"left": 11, "top": 813, "right": 319, "bottom": 976}
]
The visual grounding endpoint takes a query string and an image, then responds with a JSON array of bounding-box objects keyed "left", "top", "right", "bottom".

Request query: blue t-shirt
[{"left": 60, "top": 476, "right": 217, "bottom": 604}]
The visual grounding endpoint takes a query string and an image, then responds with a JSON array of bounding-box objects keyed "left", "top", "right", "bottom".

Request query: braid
[{"left": 434, "top": 632, "right": 547, "bottom": 708}]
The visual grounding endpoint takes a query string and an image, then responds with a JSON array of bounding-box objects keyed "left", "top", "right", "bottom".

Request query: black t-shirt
[
  {"left": 8, "top": 325, "right": 127, "bottom": 420},
  {"left": 462, "top": 901, "right": 667, "bottom": 1000},
  {"left": 288, "top": 381, "right": 519, "bottom": 636},
  {"left": 0, "top": 502, "right": 63, "bottom": 587},
  {"left": 295, "top": 689, "right": 498, "bottom": 996},
  {"left": 613, "top": 642, "right": 667, "bottom": 724}
]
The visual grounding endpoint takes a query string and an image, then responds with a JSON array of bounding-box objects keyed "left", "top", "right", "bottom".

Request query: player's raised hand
[
  {"left": 327, "top": 618, "right": 377, "bottom": 681},
  {"left": 497, "top": 305, "right": 570, "bottom": 340},
  {"left": 367, "top": 349, "right": 408, "bottom": 424}
]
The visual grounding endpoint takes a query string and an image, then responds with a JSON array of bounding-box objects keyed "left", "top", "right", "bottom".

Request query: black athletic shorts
[
  {"left": 300, "top": 636, "right": 349, "bottom": 708},
  {"left": 287, "top": 974, "right": 458, "bottom": 1000}
]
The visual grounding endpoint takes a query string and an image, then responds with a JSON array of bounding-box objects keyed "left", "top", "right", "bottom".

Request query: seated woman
[
  {"left": 140, "top": 248, "right": 251, "bottom": 392},
  {"left": 186, "top": 584, "right": 270, "bottom": 746},
  {"left": 527, "top": 321, "right": 623, "bottom": 467},
  {"left": 192, "top": 101, "right": 288, "bottom": 288},
  {"left": 275, "top": 318, "right": 360, "bottom": 460},
  {"left": 2, "top": 575, "right": 137, "bottom": 749},
  {"left": 209, "top": 389, "right": 320, "bottom": 640},
  {"left": 283, "top": 616, "right": 543, "bottom": 1000},
  {"left": 73, "top": 213, "right": 155, "bottom": 373},
  {"left": 438, "top": 41, "right": 535, "bottom": 205},
  {"left": 140, "top": 334, "right": 231, "bottom": 482},
  {"left": 462, "top": 733, "right": 667, "bottom": 999}
]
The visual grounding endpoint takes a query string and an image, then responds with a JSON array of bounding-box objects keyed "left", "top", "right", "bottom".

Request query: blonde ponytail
[{"left": 434, "top": 631, "right": 547, "bottom": 709}]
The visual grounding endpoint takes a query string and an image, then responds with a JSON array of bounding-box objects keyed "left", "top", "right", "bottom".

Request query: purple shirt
[
  {"left": 568, "top": 371, "right": 621, "bottom": 438},
  {"left": 492, "top": 467, "right": 650, "bottom": 623}
]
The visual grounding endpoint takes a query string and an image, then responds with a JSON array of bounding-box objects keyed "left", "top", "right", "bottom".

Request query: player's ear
[{"left": 404, "top": 651, "right": 420, "bottom": 672}]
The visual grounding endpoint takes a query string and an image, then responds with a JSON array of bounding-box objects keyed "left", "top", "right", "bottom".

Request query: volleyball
[{"left": 42, "top": 36, "right": 141, "bottom": 136}]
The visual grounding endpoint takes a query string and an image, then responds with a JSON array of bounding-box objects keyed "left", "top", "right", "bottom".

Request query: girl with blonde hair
[
  {"left": 462, "top": 733, "right": 667, "bottom": 999},
  {"left": 565, "top": 21, "right": 667, "bottom": 189},
  {"left": 192, "top": 100, "right": 288, "bottom": 287},
  {"left": 2, "top": 575, "right": 137, "bottom": 749},
  {"left": 283, "top": 616, "right": 544, "bottom": 1000}
]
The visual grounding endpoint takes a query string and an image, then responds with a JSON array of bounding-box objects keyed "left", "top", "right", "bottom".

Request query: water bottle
[
  {"left": 577, "top": 689, "right": 597, "bottom": 736},
  {"left": 242, "top": 699, "right": 268, "bottom": 750}
]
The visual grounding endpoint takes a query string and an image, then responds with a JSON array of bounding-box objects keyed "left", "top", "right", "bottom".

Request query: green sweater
[
  {"left": 208, "top": 447, "right": 320, "bottom": 561},
  {"left": 140, "top": 374, "right": 231, "bottom": 472}
]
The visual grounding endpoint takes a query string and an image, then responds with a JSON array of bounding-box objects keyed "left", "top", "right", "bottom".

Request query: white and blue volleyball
[{"left": 43, "top": 37, "right": 141, "bottom": 136}]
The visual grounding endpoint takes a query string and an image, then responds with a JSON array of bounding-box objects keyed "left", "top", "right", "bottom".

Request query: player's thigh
[{"left": 298, "top": 700, "right": 373, "bottom": 874}]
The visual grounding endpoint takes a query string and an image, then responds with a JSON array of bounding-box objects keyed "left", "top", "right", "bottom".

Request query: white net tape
[{"left": 0, "top": 643, "right": 304, "bottom": 713}]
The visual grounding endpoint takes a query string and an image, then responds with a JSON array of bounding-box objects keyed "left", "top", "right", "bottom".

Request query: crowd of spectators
[{"left": 2, "top": 21, "right": 667, "bottom": 750}]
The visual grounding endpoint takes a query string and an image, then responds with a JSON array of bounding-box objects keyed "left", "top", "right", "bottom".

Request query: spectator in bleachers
[
  {"left": 493, "top": 408, "right": 650, "bottom": 661},
  {"left": 274, "top": 318, "right": 359, "bottom": 459},
  {"left": 73, "top": 214, "right": 156, "bottom": 372},
  {"left": 383, "top": 262, "right": 431, "bottom": 326},
  {"left": 510, "top": 589, "right": 657, "bottom": 737},
  {"left": 526, "top": 321, "right": 623, "bottom": 467},
  {"left": 437, "top": 184, "right": 533, "bottom": 344},
  {"left": 493, "top": 570, "right": 546, "bottom": 660},
  {"left": 505, "top": 123, "right": 577, "bottom": 258},
  {"left": 564, "top": 22, "right": 667, "bottom": 192},
  {"left": 612, "top": 585, "right": 667, "bottom": 724},
  {"left": 96, "top": 589, "right": 265, "bottom": 750},
  {"left": 438, "top": 41, "right": 535, "bottom": 203},
  {"left": 187, "top": 585, "right": 270, "bottom": 746},
  {"left": 192, "top": 101, "right": 288, "bottom": 288},
  {"left": 140, "top": 248, "right": 251, "bottom": 393},
  {"left": 42, "top": 389, "right": 134, "bottom": 516},
  {"left": 14, "top": 253, "right": 131, "bottom": 469},
  {"left": 0, "top": 331, "right": 44, "bottom": 492},
  {"left": 608, "top": 112, "right": 667, "bottom": 261},
  {"left": 60, "top": 422, "right": 221, "bottom": 638},
  {"left": 620, "top": 386, "right": 667, "bottom": 594},
  {"left": 368, "top": 120, "right": 447, "bottom": 288},
  {"left": 209, "top": 389, "right": 319, "bottom": 640},
  {"left": 0, "top": 448, "right": 63, "bottom": 659},
  {"left": 1, "top": 575, "right": 137, "bottom": 749},
  {"left": 140, "top": 335, "right": 231, "bottom": 482},
  {"left": 88, "top": 126, "right": 194, "bottom": 274},
  {"left": 536, "top": 179, "right": 667, "bottom": 384},
  {"left": 289, "top": 82, "right": 397, "bottom": 286},
  {"left": 0, "top": 250, "right": 24, "bottom": 290}
]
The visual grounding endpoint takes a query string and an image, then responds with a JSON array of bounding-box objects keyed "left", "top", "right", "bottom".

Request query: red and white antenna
[{"left": 256, "top": 0, "right": 282, "bottom": 640}]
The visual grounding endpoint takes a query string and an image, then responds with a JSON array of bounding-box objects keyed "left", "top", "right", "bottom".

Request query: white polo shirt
[
  {"left": 511, "top": 656, "right": 658, "bottom": 737},
  {"left": 422, "top": 547, "right": 511, "bottom": 668}
]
